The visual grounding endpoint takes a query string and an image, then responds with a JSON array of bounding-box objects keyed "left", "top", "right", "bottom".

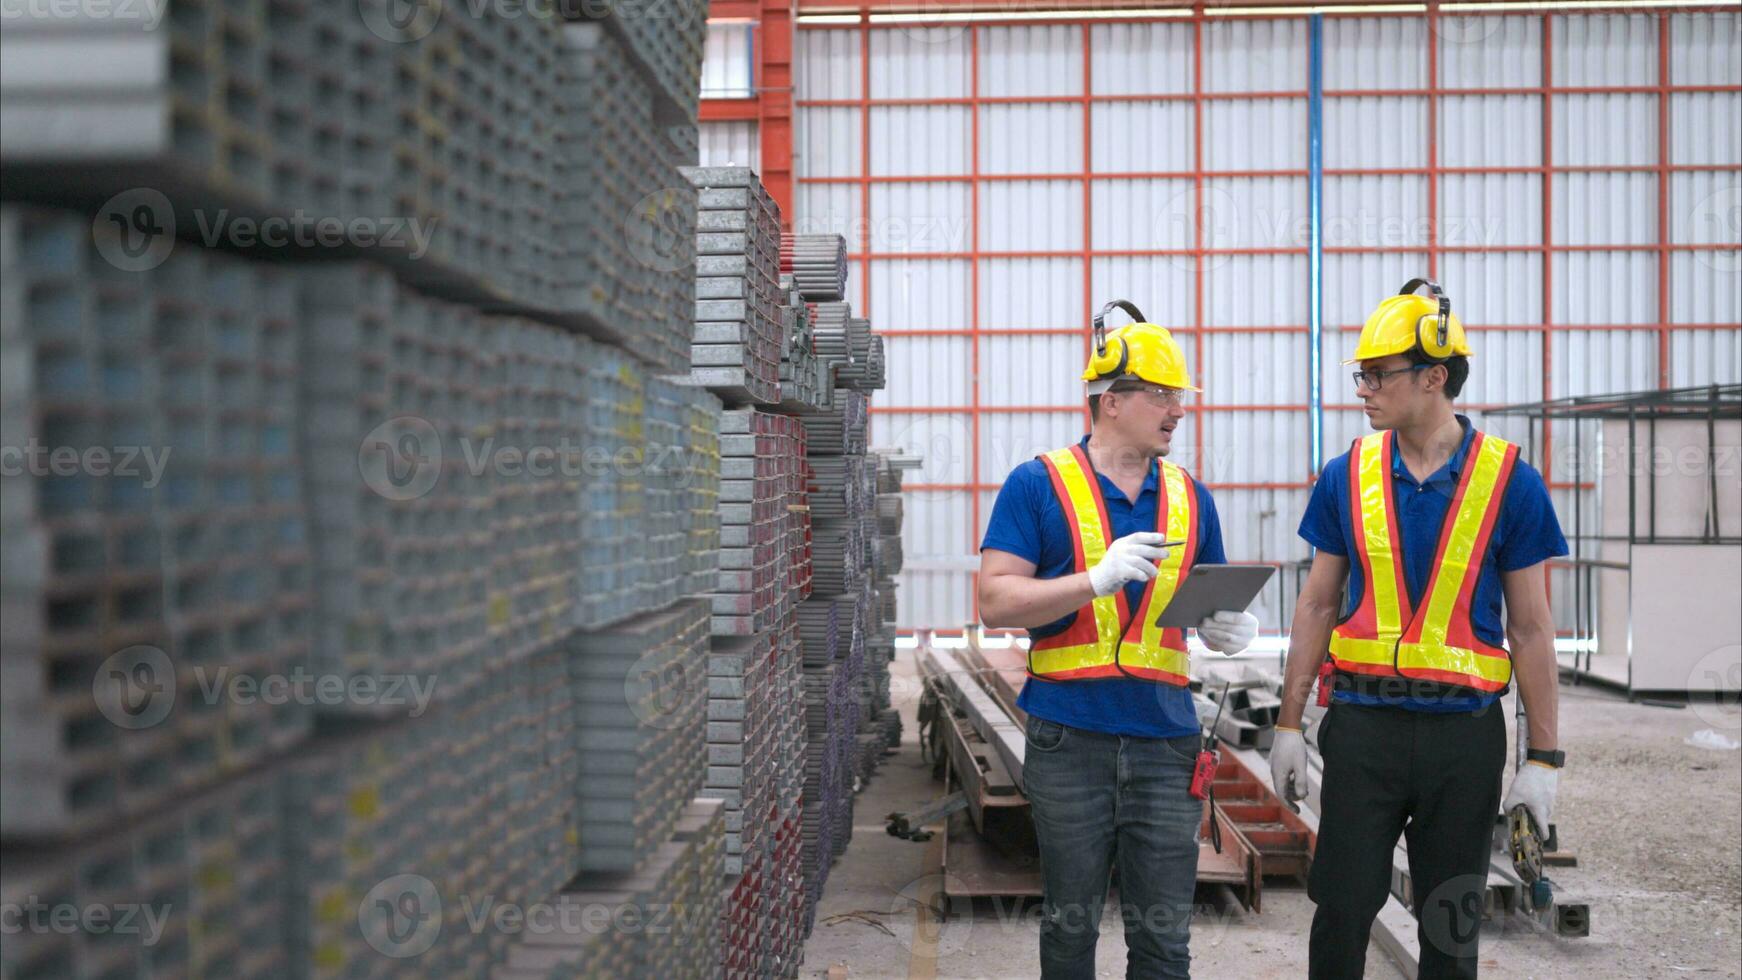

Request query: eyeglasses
[
  {"left": 1351, "top": 364, "right": 1432, "bottom": 391},
  {"left": 1110, "top": 384, "right": 1187, "bottom": 407}
]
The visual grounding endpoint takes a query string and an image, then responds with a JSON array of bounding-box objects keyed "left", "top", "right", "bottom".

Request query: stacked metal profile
[
  {"left": 779, "top": 233, "right": 849, "bottom": 302},
  {"left": 0, "top": 7, "right": 696, "bottom": 372},
  {"left": 713, "top": 410, "right": 805, "bottom": 635},
  {"left": 568, "top": 600, "right": 709, "bottom": 873},
  {"left": 775, "top": 277, "right": 823, "bottom": 411},
  {"left": 670, "top": 167, "right": 785, "bottom": 406},
  {"left": 0, "top": 769, "right": 289, "bottom": 979},
  {"left": 0, "top": 207, "right": 312, "bottom": 841},
  {"left": 563, "top": 0, "right": 708, "bottom": 125},
  {"left": 490, "top": 797, "right": 723, "bottom": 980}
]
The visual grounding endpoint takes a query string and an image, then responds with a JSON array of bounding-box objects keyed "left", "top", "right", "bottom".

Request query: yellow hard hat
[
  {"left": 1082, "top": 300, "right": 1200, "bottom": 393},
  {"left": 1344, "top": 278, "right": 1473, "bottom": 364}
]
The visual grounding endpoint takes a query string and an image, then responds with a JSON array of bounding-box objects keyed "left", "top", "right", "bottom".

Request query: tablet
[{"left": 1153, "top": 564, "right": 1276, "bottom": 628}]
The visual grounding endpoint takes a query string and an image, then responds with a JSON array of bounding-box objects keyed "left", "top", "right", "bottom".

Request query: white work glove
[
  {"left": 1087, "top": 531, "right": 1170, "bottom": 598},
  {"left": 1502, "top": 762, "right": 1559, "bottom": 834},
  {"left": 1270, "top": 727, "right": 1309, "bottom": 813},
  {"left": 1196, "top": 609, "right": 1258, "bottom": 655}
]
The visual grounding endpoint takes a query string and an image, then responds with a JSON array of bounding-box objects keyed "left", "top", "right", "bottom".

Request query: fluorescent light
[
  {"left": 869, "top": 7, "right": 1193, "bottom": 24},
  {"left": 796, "top": 13, "right": 862, "bottom": 23},
  {"left": 1207, "top": 3, "right": 1424, "bottom": 13}
]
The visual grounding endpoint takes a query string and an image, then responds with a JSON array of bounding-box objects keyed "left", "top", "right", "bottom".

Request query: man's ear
[{"left": 1422, "top": 362, "right": 1448, "bottom": 395}]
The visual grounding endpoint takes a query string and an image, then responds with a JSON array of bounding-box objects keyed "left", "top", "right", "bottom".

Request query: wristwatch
[{"left": 1526, "top": 748, "right": 1566, "bottom": 768}]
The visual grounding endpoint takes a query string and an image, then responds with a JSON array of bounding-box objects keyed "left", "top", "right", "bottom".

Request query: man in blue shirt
[
  {"left": 1272, "top": 281, "right": 1568, "bottom": 979},
  {"left": 979, "top": 304, "right": 1257, "bottom": 980}
]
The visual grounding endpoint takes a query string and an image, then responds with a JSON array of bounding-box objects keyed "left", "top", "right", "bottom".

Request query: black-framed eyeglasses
[{"left": 1351, "top": 364, "right": 1432, "bottom": 391}]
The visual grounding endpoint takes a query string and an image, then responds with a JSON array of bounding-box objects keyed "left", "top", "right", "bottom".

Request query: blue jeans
[{"left": 1022, "top": 714, "right": 1203, "bottom": 980}]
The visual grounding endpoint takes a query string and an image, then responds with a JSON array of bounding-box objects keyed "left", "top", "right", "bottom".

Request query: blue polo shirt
[
  {"left": 980, "top": 436, "right": 1226, "bottom": 739},
  {"left": 1299, "top": 416, "right": 1567, "bottom": 712}
]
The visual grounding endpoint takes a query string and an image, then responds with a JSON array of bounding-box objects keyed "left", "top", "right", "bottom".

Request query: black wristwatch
[{"left": 1526, "top": 748, "right": 1566, "bottom": 768}]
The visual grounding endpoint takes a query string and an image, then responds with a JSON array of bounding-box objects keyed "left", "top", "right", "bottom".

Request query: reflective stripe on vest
[
  {"left": 1027, "top": 445, "right": 1199, "bottom": 686},
  {"left": 1328, "top": 429, "right": 1520, "bottom": 693}
]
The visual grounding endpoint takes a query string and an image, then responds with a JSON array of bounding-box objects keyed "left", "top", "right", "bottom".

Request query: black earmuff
[
  {"left": 1091, "top": 300, "right": 1146, "bottom": 378},
  {"left": 1398, "top": 278, "right": 1454, "bottom": 360}
]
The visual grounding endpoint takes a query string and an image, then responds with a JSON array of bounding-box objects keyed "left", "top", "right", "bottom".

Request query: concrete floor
[{"left": 800, "top": 649, "right": 1742, "bottom": 979}]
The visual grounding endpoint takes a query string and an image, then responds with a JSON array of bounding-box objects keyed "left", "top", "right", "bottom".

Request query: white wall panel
[
  {"left": 1553, "top": 252, "right": 1658, "bottom": 324},
  {"left": 1202, "top": 331, "right": 1308, "bottom": 405},
  {"left": 980, "top": 104, "right": 1084, "bottom": 174},
  {"left": 895, "top": 567, "right": 973, "bottom": 630},
  {"left": 871, "top": 106, "right": 970, "bottom": 176},
  {"left": 1552, "top": 327, "right": 1659, "bottom": 397},
  {"left": 1669, "top": 251, "right": 1742, "bottom": 327},
  {"left": 1439, "top": 96, "right": 1543, "bottom": 167},
  {"left": 1199, "top": 411, "right": 1309, "bottom": 484},
  {"left": 794, "top": 184, "right": 861, "bottom": 240},
  {"left": 980, "top": 180, "right": 1081, "bottom": 250},
  {"left": 702, "top": 21, "right": 754, "bottom": 97},
  {"left": 1457, "top": 331, "right": 1544, "bottom": 407},
  {"left": 1552, "top": 172, "right": 1655, "bottom": 246},
  {"left": 1090, "top": 179, "right": 1195, "bottom": 251},
  {"left": 979, "top": 26, "right": 1084, "bottom": 97},
  {"left": 1323, "top": 175, "right": 1428, "bottom": 249},
  {"left": 869, "top": 259, "right": 971, "bottom": 331},
  {"left": 698, "top": 121, "right": 759, "bottom": 169},
  {"left": 1205, "top": 99, "right": 1307, "bottom": 171},
  {"left": 1671, "top": 12, "right": 1741, "bottom": 85},
  {"left": 868, "top": 183, "right": 971, "bottom": 253},
  {"left": 1206, "top": 255, "right": 1308, "bottom": 327},
  {"left": 1437, "top": 252, "right": 1542, "bottom": 325},
  {"left": 981, "top": 334, "right": 1087, "bottom": 409},
  {"left": 870, "top": 29, "right": 970, "bottom": 99},
  {"left": 1324, "top": 16, "right": 1426, "bottom": 89},
  {"left": 1091, "top": 258, "right": 1194, "bottom": 329},
  {"left": 1552, "top": 14, "right": 1655, "bottom": 86},
  {"left": 796, "top": 29, "right": 860, "bottom": 100},
  {"left": 1090, "top": 102, "right": 1194, "bottom": 173},
  {"left": 1441, "top": 174, "right": 1541, "bottom": 247},
  {"left": 1668, "top": 330, "right": 1742, "bottom": 388},
  {"left": 795, "top": 108, "right": 859, "bottom": 178},
  {"left": 1553, "top": 94, "right": 1656, "bottom": 167},
  {"left": 1322, "top": 252, "right": 1432, "bottom": 329},
  {"left": 1671, "top": 92, "right": 1742, "bottom": 166},
  {"left": 981, "top": 258, "right": 1082, "bottom": 329},
  {"left": 980, "top": 412, "right": 1083, "bottom": 488},
  {"left": 1090, "top": 22, "right": 1192, "bottom": 95},
  {"left": 1206, "top": 19, "right": 1306, "bottom": 92},
  {"left": 1206, "top": 176, "right": 1308, "bottom": 251},
  {"left": 877, "top": 415, "right": 973, "bottom": 486},
  {"left": 1437, "top": 15, "right": 1540, "bottom": 88},
  {"left": 883, "top": 336, "right": 970, "bottom": 408},
  {"left": 1322, "top": 96, "right": 1428, "bottom": 170}
]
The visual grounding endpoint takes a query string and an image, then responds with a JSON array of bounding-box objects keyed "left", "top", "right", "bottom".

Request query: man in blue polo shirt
[
  {"left": 1272, "top": 281, "right": 1568, "bottom": 979},
  {"left": 979, "top": 303, "right": 1257, "bottom": 980}
]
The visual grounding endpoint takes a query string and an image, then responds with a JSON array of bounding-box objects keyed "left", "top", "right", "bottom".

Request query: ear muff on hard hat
[
  {"left": 1343, "top": 278, "right": 1474, "bottom": 364},
  {"left": 1082, "top": 299, "right": 1201, "bottom": 394}
]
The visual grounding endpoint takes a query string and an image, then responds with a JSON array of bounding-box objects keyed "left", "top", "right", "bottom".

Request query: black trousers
[{"left": 1308, "top": 703, "right": 1506, "bottom": 980}]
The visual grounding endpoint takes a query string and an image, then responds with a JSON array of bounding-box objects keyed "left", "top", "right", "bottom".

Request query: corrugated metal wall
[{"left": 793, "top": 11, "right": 1742, "bottom": 632}]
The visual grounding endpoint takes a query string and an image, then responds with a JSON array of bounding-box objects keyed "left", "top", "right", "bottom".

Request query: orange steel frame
[{"left": 719, "top": 2, "right": 1742, "bottom": 624}]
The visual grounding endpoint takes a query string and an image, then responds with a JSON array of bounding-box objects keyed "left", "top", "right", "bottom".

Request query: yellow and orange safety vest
[
  {"left": 1328, "top": 429, "right": 1520, "bottom": 693},
  {"left": 1027, "top": 445, "right": 1200, "bottom": 686}
]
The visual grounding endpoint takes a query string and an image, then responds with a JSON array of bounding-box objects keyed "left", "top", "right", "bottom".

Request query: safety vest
[
  {"left": 1027, "top": 445, "right": 1200, "bottom": 686},
  {"left": 1329, "top": 429, "right": 1521, "bottom": 693}
]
